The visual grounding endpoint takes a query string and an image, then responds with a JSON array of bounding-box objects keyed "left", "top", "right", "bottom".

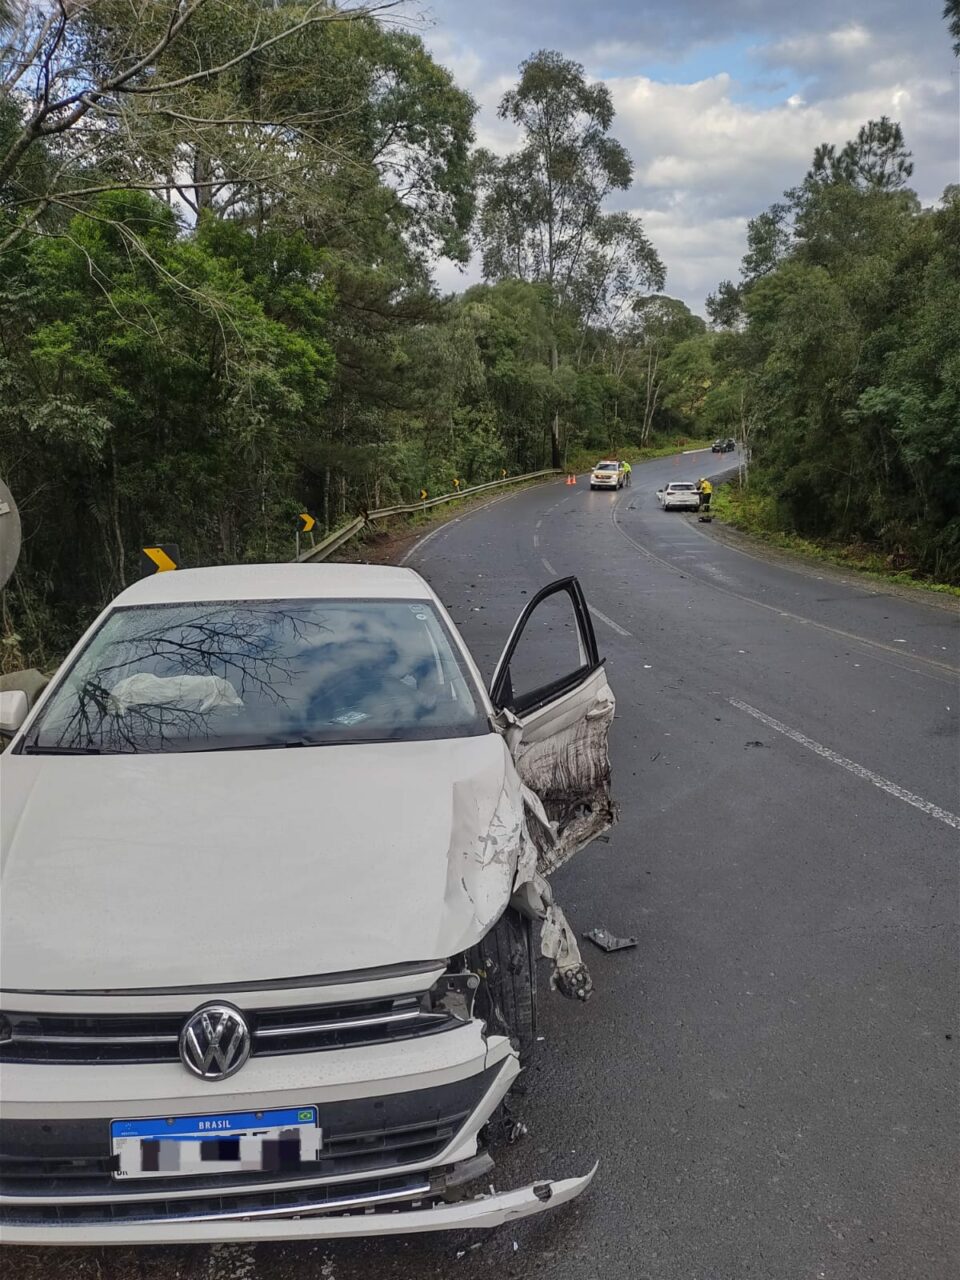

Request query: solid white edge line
[
  {"left": 588, "top": 604, "right": 632, "bottom": 637},
  {"left": 729, "top": 698, "right": 960, "bottom": 831}
]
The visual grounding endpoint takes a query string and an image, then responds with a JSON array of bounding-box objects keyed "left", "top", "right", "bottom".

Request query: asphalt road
[
  {"left": 11, "top": 450, "right": 958, "bottom": 1280},
  {"left": 338, "top": 448, "right": 958, "bottom": 1280}
]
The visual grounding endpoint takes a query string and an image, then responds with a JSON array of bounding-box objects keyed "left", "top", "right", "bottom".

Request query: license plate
[{"left": 110, "top": 1106, "right": 322, "bottom": 1179}]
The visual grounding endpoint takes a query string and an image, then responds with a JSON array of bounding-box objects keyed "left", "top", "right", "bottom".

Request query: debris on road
[{"left": 584, "top": 927, "right": 638, "bottom": 952}]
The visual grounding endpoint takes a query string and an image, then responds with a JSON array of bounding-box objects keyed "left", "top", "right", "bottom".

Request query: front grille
[
  {"left": 0, "top": 994, "right": 455, "bottom": 1065},
  {"left": 0, "top": 1065, "right": 499, "bottom": 1206}
]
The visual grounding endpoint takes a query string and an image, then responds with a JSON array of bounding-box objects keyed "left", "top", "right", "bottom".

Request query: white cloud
[
  {"left": 419, "top": 7, "right": 960, "bottom": 316},
  {"left": 764, "top": 22, "right": 874, "bottom": 70},
  {"left": 829, "top": 23, "right": 871, "bottom": 52},
  {"left": 602, "top": 68, "right": 958, "bottom": 309}
]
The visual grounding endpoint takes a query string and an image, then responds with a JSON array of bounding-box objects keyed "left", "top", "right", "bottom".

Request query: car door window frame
[{"left": 489, "top": 577, "right": 602, "bottom": 717}]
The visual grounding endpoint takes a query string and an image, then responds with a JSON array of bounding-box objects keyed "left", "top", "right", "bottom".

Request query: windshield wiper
[
  {"left": 187, "top": 737, "right": 326, "bottom": 753},
  {"left": 20, "top": 744, "right": 102, "bottom": 755}
]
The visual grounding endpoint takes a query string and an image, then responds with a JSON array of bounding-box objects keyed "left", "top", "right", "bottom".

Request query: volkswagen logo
[{"left": 179, "top": 1003, "right": 251, "bottom": 1081}]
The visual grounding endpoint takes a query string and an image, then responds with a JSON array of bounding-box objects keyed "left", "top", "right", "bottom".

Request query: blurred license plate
[{"left": 110, "top": 1106, "right": 322, "bottom": 1179}]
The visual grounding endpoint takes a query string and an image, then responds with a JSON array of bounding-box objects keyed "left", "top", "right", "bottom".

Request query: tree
[
  {"left": 706, "top": 279, "right": 743, "bottom": 330},
  {"left": 475, "top": 50, "right": 663, "bottom": 465},
  {"left": 943, "top": 1, "right": 960, "bottom": 56},
  {"left": 0, "top": 1, "right": 408, "bottom": 255},
  {"left": 705, "top": 121, "right": 960, "bottom": 581},
  {"left": 803, "top": 117, "right": 913, "bottom": 194},
  {"left": 626, "top": 295, "right": 702, "bottom": 443}
]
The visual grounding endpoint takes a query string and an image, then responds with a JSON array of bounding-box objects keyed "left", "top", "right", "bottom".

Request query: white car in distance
[
  {"left": 0, "top": 563, "right": 616, "bottom": 1246},
  {"left": 656, "top": 481, "right": 701, "bottom": 511},
  {"left": 589, "top": 460, "right": 625, "bottom": 490}
]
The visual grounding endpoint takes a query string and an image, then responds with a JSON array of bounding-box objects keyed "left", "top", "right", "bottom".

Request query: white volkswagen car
[
  {"left": 0, "top": 564, "right": 615, "bottom": 1246},
  {"left": 656, "top": 481, "right": 701, "bottom": 511}
]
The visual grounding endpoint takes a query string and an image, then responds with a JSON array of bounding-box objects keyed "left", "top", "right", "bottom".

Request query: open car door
[{"left": 490, "top": 577, "right": 617, "bottom": 875}]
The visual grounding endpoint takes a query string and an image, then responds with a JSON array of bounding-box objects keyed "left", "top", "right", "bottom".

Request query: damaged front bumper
[
  {"left": 0, "top": 1021, "right": 594, "bottom": 1247},
  {"left": 0, "top": 1163, "right": 598, "bottom": 1246}
]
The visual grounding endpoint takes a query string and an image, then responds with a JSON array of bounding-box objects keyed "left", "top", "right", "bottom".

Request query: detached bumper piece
[{"left": 0, "top": 1160, "right": 597, "bottom": 1244}]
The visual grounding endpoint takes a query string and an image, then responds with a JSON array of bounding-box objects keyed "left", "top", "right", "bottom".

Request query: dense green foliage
[
  {"left": 1, "top": 5, "right": 956, "bottom": 670},
  {"left": 0, "top": 12, "right": 703, "bottom": 666},
  {"left": 706, "top": 124, "right": 960, "bottom": 582}
]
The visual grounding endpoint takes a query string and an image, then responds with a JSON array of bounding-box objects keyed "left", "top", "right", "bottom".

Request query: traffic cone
[{"left": 566, "top": 473, "right": 575, "bottom": 485}]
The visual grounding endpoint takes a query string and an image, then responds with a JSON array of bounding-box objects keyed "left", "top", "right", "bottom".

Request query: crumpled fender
[
  {"left": 440, "top": 767, "right": 590, "bottom": 999},
  {"left": 511, "top": 780, "right": 593, "bottom": 1001}
]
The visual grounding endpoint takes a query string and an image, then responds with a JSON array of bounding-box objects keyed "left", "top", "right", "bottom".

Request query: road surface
[{"left": 11, "top": 449, "right": 958, "bottom": 1280}]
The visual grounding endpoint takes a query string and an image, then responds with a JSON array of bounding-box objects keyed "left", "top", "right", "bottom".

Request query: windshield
[
  {"left": 22, "top": 599, "right": 486, "bottom": 755},
  {"left": 671, "top": 483, "right": 696, "bottom": 491},
  {"left": 595, "top": 463, "right": 618, "bottom": 471}
]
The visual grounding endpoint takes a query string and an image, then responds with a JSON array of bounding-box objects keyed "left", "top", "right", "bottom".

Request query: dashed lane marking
[
  {"left": 588, "top": 605, "right": 632, "bottom": 638},
  {"left": 729, "top": 698, "right": 960, "bottom": 831},
  {"left": 399, "top": 479, "right": 563, "bottom": 566}
]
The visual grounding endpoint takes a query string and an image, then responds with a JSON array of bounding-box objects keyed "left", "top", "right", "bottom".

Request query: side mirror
[{"left": 0, "top": 689, "right": 28, "bottom": 736}]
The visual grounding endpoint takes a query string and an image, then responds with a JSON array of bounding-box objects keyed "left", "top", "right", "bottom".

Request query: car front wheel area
[{"left": 470, "top": 908, "right": 538, "bottom": 1064}]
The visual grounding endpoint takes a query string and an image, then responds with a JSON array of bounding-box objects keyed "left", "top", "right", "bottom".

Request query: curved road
[
  {"left": 349, "top": 448, "right": 957, "bottom": 1280},
  {"left": 23, "top": 450, "right": 957, "bottom": 1280}
]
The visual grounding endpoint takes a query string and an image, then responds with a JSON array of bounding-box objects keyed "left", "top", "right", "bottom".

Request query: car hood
[{"left": 0, "top": 736, "right": 521, "bottom": 992}]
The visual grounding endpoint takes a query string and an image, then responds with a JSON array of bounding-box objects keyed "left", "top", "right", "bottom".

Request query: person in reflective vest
[{"left": 697, "top": 478, "right": 713, "bottom": 511}]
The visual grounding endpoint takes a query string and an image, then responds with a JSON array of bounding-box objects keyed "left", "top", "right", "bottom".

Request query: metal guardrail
[{"left": 296, "top": 470, "right": 561, "bottom": 563}]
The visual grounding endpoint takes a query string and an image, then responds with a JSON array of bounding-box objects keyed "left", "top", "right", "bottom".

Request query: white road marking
[
  {"left": 729, "top": 698, "right": 960, "bottom": 831},
  {"left": 533, "top": 533, "right": 540, "bottom": 548},
  {"left": 541, "top": 557, "right": 556, "bottom": 575},
  {"left": 610, "top": 493, "right": 958, "bottom": 683},
  {"left": 588, "top": 605, "right": 632, "bottom": 637},
  {"left": 399, "top": 479, "right": 562, "bottom": 566}
]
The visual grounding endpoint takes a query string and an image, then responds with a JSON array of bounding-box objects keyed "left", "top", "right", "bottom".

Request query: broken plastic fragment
[{"left": 584, "top": 927, "right": 637, "bottom": 952}]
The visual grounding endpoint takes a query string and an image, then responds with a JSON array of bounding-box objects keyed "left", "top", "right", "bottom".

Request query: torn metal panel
[
  {"left": 510, "top": 782, "right": 592, "bottom": 1001},
  {"left": 497, "top": 666, "right": 618, "bottom": 874},
  {"left": 442, "top": 769, "right": 521, "bottom": 949},
  {"left": 438, "top": 747, "right": 596, "bottom": 998}
]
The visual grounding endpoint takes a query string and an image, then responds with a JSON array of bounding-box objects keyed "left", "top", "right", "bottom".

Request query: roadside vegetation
[
  {"left": 0, "top": 5, "right": 731, "bottom": 669},
  {"left": 704, "top": 116, "right": 960, "bottom": 589},
  {"left": 1, "top": 4, "right": 956, "bottom": 671},
  {"left": 710, "top": 484, "right": 960, "bottom": 598}
]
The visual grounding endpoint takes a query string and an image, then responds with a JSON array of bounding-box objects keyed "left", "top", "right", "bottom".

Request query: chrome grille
[
  {"left": 0, "top": 1173, "right": 435, "bottom": 1226},
  {"left": 0, "top": 995, "right": 455, "bottom": 1065}
]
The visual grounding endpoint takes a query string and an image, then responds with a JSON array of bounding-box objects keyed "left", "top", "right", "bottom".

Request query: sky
[{"left": 414, "top": 0, "right": 959, "bottom": 315}]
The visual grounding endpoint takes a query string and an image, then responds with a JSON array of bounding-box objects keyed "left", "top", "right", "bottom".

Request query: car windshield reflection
[{"left": 22, "top": 599, "right": 486, "bottom": 754}]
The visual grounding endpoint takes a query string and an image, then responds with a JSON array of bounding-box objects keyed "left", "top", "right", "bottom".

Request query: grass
[{"left": 711, "top": 481, "right": 960, "bottom": 599}]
